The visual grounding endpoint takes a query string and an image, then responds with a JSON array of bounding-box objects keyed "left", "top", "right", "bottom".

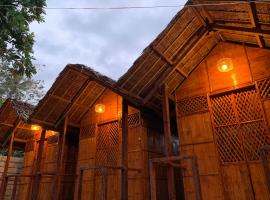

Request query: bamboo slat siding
[{"left": 176, "top": 42, "right": 270, "bottom": 199}]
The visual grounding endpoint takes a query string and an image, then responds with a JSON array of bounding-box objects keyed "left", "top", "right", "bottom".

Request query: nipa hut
[{"left": 0, "top": 0, "right": 270, "bottom": 199}]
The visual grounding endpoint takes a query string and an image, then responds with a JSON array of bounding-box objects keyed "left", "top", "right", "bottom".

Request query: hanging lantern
[
  {"left": 31, "top": 125, "right": 41, "bottom": 131},
  {"left": 95, "top": 104, "right": 105, "bottom": 113},
  {"left": 217, "top": 58, "right": 233, "bottom": 72}
]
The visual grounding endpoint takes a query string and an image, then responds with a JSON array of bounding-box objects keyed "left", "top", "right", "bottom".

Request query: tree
[
  {"left": 0, "top": 0, "right": 46, "bottom": 77},
  {"left": 0, "top": 62, "right": 44, "bottom": 105}
]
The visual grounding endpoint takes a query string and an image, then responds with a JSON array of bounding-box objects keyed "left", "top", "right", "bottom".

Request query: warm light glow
[
  {"left": 231, "top": 73, "right": 238, "bottom": 87},
  {"left": 31, "top": 125, "right": 41, "bottom": 131},
  {"left": 95, "top": 104, "right": 105, "bottom": 113},
  {"left": 217, "top": 58, "right": 233, "bottom": 72}
]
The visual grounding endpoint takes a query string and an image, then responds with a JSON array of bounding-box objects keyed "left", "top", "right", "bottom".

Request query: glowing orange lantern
[
  {"left": 95, "top": 104, "right": 105, "bottom": 113},
  {"left": 31, "top": 125, "right": 41, "bottom": 131},
  {"left": 217, "top": 58, "right": 233, "bottom": 72}
]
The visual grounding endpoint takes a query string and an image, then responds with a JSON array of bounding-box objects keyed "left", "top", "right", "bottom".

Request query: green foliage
[
  {"left": 0, "top": 0, "right": 46, "bottom": 77},
  {"left": 0, "top": 62, "right": 45, "bottom": 104}
]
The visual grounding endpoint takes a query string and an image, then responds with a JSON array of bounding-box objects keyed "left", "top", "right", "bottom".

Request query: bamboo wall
[
  {"left": 76, "top": 90, "right": 167, "bottom": 200},
  {"left": 17, "top": 130, "right": 59, "bottom": 200},
  {"left": 175, "top": 42, "right": 270, "bottom": 199}
]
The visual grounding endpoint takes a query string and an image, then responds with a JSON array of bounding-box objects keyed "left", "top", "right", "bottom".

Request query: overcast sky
[{"left": 30, "top": 0, "right": 187, "bottom": 90}]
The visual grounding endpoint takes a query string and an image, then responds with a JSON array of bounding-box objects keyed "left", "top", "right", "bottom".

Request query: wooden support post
[
  {"left": 121, "top": 99, "right": 128, "bottom": 200},
  {"left": 31, "top": 128, "right": 46, "bottom": 200},
  {"left": 78, "top": 170, "right": 83, "bottom": 200},
  {"left": 0, "top": 119, "right": 20, "bottom": 200},
  {"left": 260, "top": 147, "right": 270, "bottom": 194},
  {"left": 191, "top": 156, "right": 202, "bottom": 200},
  {"left": 162, "top": 85, "right": 176, "bottom": 200},
  {"left": 11, "top": 176, "right": 19, "bottom": 200},
  {"left": 55, "top": 117, "right": 68, "bottom": 200},
  {"left": 149, "top": 161, "right": 157, "bottom": 200}
]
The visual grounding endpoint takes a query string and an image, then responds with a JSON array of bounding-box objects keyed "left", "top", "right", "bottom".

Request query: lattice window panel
[
  {"left": 177, "top": 95, "right": 209, "bottom": 116},
  {"left": 215, "top": 125, "right": 245, "bottom": 163},
  {"left": 211, "top": 93, "right": 236, "bottom": 126},
  {"left": 25, "top": 140, "right": 35, "bottom": 152},
  {"left": 211, "top": 86, "right": 270, "bottom": 164},
  {"left": 235, "top": 88, "right": 264, "bottom": 122},
  {"left": 47, "top": 135, "right": 59, "bottom": 144},
  {"left": 241, "top": 121, "right": 270, "bottom": 161},
  {"left": 80, "top": 124, "right": 96, "bottom": 139},
  {"left": 96, "top": 121, "right": 119, "bottom": 175},
  {"left": 119, "top": 112, "right": 141, "bottom": 127},
  {"left": 257, "top": 78, "right": 270, "bottom": 99}
]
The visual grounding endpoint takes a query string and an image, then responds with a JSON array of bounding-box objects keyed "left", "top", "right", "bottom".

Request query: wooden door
[
  {"left": 210, "top": 85, "right": 270, "bottom": 199},
  {"left": 94, "top": 120, "right": 121, "bottom": 200}
]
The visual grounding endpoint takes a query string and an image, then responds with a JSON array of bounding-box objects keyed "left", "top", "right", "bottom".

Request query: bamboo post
[
  {"left": 77, "top": 169, "right": 83, "bottom": 200},
  {"left": 55, "top": 117, "right": 68, "bottom": 200},
  {"left": 149, "top": 161, "right": 157, "bottom": 200},
  {"left": 121, "top": 99, "right": 128, "bottom": 200},
  {"left": 260, "top": 147, "right": 270, "bottom": 195},
  {"left": 0, "top": 119, "right": 20, "bottom": 200},
  {"left": 31, "top": 128, "right": 46, "bottom": 200},
  {"left": 162, "top": 84, "right": 176, "bottom": 200},
  {"left": 11, "top": 176, "right": 19, "bottom": 200}
]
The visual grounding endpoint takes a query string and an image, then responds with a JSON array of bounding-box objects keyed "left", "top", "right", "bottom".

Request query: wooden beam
[
  {"left": 0, "top": 119, "right": 21, "bottom": 199},
  {"left": 175, "top": 68, "right": 188, "bottom": 78},
  {"left": 77, "top": 88, "right": 106, "bottom": 122},
  {"left": 162, "top": 85, "right": 176, "bottom": 200},
  {"left": 119, "top": 10, "right": 197, "bottom": 89},
  {"left": 192, "top": 0, "right": 213, "bottom": 23},
  {"left": 143, "top": 28, "right": 208, "bottom": 104},
  {"left": 151, "top": 45, "right": 173, "bottom": 65},
  {"left": 211, "top": 24, "right": 270, "bottom": 37},
  {"left": 55, "top": 79, "right": 91, "bottom": 128},
  {"left": 55, "top": 117, "right": 68, "bottom": 200},
  {"left": 247, "top": 2, "right": 264, "bottom": 47},
  {"left": 121, "top": 99, "right": 128, "bottom": 200},
  {"left": 31, "top": 128, "right": 46, "bottom": 200},
  {"left": 14, "top": 138, "right": 27, "bottom": 143}
]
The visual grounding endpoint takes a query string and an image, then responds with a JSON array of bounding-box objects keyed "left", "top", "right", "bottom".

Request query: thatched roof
[
  {"left": 30, "top": 64, "right": 144, "bottom": 129},
  {"left": 30, "top": 1, "right": 270, "bottom": 127},
  {"left": 117, "top": 0, "right": 270, "bottom": 108},
  {"left": 0, "top": 99, "right": 35, "bottom": 145}
]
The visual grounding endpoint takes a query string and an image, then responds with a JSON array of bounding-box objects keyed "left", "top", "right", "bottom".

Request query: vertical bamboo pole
[
  {"left": 31, "top": 128, "right": 46, "bottom": 200},
  {"left": 55, "top": 117, "right": 68, "bottom": 200},
  {"left": 0, "top": 119, "right": 20, "bottom": 200},
  {"left": 162, "top": 84, "right": 176, "bottom": 200},
  {"left": 121, "top": 99, "right": 128, "bottom": 200},
  {"left": 149, "top": 161, "right": 157, "bottom": 200}
]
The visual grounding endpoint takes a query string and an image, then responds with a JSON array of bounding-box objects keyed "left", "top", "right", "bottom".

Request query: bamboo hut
[
  {"left": 0, "top": 0, "right": 270, "bottom": 199},
  {"left": 0, "top": 99, "right": 37, "bottom": 199}
]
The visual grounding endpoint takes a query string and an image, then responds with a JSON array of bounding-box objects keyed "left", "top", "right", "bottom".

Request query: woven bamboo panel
[
  {"left": 25, "top": 140, "right": 35, "bottom": 152},
  {"left": 96, "top": 121, "right": 119, "bottom": 174},
  {"left": 235, "top": 88, "right": 264, "bottom": 122},
  {"left": 215, "top": 125, "right": 245, "bottom": 163},
  {"left": 241, "top": 121, "right": 270, "bottom": 161},
  {"left": 47, "top": 135, "right": 59, "bottom": 144},
  {"left": 177, "top": 95, "right": 209, "bottom": 116},
  {"left": 211, "top": 86, "right": 270, "bottom": 164},
  {"left": 257, "top": 78, "right": 270, "bottom": 99},
  {"left": 119, "top": 112, "right": 141, "bottom": 128},
  {"left": 80, "top": 124, "right": 96, "bottom": 139}
]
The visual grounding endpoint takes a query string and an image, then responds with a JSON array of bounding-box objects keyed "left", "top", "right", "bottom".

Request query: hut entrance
[
  {"left": 210, "top": 85, "right": 270, "bottom": 199},
  {"left": 93, "top": 120, "right": 121, "bottom": 199},
  {"left": 62, "top": 126, "right": 79, "bottom": 200}
]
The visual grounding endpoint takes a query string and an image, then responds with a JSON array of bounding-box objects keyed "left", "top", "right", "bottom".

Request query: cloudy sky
[{"left": 30, "top": 0, "right": 187, "bottom": 90}]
